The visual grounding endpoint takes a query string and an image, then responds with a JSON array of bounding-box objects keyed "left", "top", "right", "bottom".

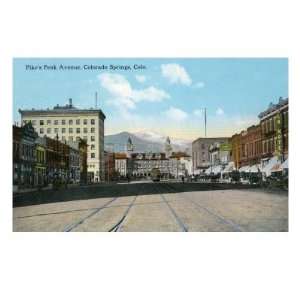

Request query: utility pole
[
  {"left": 95, "top": 91, "right": 98, "bottom": 109},
  {"left": 204, "top": 107, "right": 207, "bottom": 137}
]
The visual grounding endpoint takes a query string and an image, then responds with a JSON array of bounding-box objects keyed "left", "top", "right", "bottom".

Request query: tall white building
[{"left": 19, "top": 99, "right": 106, "bottom": 182}]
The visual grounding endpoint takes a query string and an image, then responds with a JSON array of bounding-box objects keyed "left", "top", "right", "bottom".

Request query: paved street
[{"left": 13, "top": 182, "right": 288, "bottom": 232}]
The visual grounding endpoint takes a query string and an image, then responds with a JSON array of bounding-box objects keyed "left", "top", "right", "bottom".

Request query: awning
[
  {"left": 262, "top": 156, "right": 281, "bottom": 176},
  {"left": 205, "top": 167, "right": 212, "bottom": 174},
  {"left": 271, "top": 163, "right": 283, "bottom": 172},
  {"left": 249, "top": 164, "right": 260, "bottom": 173},
  {"left": 281, "top": 158, "right": 288, "bottom": 169},
  {"left": 193, "top": 169, "right": 203, "bottom": 175},
  {"left": 239, "top": 165, "right": 250, "bottom": 172},
  {"left": 222, "top": 162, "right": 235, "bottom": 173},
  {"left": 212, "top": 165, "right": 223, "bottom": 174}
]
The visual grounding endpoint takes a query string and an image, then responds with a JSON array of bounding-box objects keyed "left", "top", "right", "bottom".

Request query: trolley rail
[
  {"left": 63, "top": 196, "right": 119, "bottom": 232},
  {"left": 108, "top": 194, "right": 139, "bottom": 232},
  {"left": 153, "top": 184, "right": 188, "bottom": 232},
  {"left": 162, "top": 183, "right": 244, "bottom": 232}
]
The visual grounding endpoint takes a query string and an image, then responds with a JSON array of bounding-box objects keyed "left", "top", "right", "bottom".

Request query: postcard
[{"left": 13, "top": 58, "right": 288, "bottom": 232}]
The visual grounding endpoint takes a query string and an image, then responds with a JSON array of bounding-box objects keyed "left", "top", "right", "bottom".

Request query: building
[
  {"left": 231, "top": 133, "right": 241, "bottom": 169},
  {"left": 240, "top": 125, "right": 262, "bottom": 168},
  {"left": 104, "top": 151, "right": 115, "bottom": 182},
  {"left": 208, "top": 141, "right": 232, "bottom": 167},
  {"left": 115, "top": 153, "right": 128, "bottom": 177},
  {"left": 169, "top": 152, "right": 192, "bottom": 177},
  {"left": 34, "top": 136, "right": 47, "bottom": 186},
  {"left": 13, "top": 125, "right": 22, "bottom": 189},
  {"left": 45, "top": 135, "right": 69, "bottom": 183},
  {"left": 131, "top": 152, "right": 170, "bottom": 178},
  {"left": 192, "top": 137, "right": 229, "bottom": 172},
  {"left": 67, "top": 141, "right": 81, "bottom": 183},
  {"left": 165, "top": 136, "right": 172, "bottom": 158},
  {"left": 126, "top": 137, "right": 134, "bottom": 157},
  {"left": 67, "top": 139, "right": 88, "bottom": 184},
  {"left": 18, "top": 122, "right": 38, "bottom": 187},
  {"left": 19, "top": 98, "right": 105, "bottom": 182},
  {"left": 258, "top": 97, "right": 288, "bottom": 162}
]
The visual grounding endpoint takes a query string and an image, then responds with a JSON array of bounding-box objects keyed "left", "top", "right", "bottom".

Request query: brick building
[
  {"left": 104, "top": 151, "right": 115, "bottom": 182},
  {"left": 239, "top": 125, "right": 262, "bottom": 168},
  {"left": 258, "top": 97, "right": 288, "bottom": 162}
]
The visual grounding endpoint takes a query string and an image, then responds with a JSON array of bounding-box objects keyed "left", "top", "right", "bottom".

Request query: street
[{"left": 13, "top": 181, "right": 288, "bottom": 232}]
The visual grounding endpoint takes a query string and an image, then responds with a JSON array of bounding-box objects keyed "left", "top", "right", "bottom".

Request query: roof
[
  {"left": 192, "top": 137, "right": 229, "bottom": 145},
  {"left": 258, "top": 97, "right": 288, "bottom": 120},
  {"left": 18, "top": 102, "right": 106, "bottom": 120},
  {"left": 169, "top": 151, "right": 191, "bottom": 158},
  {"left": 115, "top": 153, "right": 128, "bottom": 159}
]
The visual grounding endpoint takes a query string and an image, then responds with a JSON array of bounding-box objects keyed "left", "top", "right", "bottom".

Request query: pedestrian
[{"left": 181, "top": 175, "right": 185, "bottom": 184}]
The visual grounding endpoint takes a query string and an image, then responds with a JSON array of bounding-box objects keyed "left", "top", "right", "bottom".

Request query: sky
[{"left": 13, "top": 58, "right": 288, "bottom": 140}]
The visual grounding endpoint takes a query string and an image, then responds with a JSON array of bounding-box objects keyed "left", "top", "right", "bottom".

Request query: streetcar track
[
  {"left": 63, "top": 196, "right": 119, "bottom": 232},
  {"left": 108, "top": 195, "right": 138, "bottom": 232},
  {"left": 163, "top": 183, "right": 244, "bottom": 232},
  {"left": 154, "top": 184, "right": 188, "bottom": 232},
  {"left": 15, "top": 199, "right": 180, "bottom": 220}
]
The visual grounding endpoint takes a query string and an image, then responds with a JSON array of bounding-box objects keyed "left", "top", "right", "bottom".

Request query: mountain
[
  {"left": 134, "top": 131, "right": 192, "bottom": 151},
  {"left": 104, "top": 131, "right": 192, "bottom": 154}
]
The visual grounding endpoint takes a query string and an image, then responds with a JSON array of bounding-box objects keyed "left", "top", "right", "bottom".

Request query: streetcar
[{"left": 151, "top": 168, "right": 161, "bottom": 182}]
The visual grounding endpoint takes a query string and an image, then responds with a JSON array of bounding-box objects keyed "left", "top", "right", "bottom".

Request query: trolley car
[{"left": 151, "top": 168, "right": 161, "bottom": 182}]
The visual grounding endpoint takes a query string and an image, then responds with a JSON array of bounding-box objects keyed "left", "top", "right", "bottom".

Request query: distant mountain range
[{"left": 104, "top": 131, "right": 192, "bottom": 154}]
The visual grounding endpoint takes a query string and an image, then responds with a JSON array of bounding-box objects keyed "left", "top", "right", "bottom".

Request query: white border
[{"left": 1, "top": 1, "right": 299, "bottom": 300}]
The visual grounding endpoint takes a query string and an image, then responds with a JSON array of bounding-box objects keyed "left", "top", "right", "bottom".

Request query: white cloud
[
  {"left": 193, "top": 109, "right": 204, "bottom": 117},
  {"left": 193, "top": 81, "right": 205, "bottom": 88},
  {"left": 161, "top": 63, "right": 192, "bottom": 86},
  {"left": 135, "top": 75, "right": 147, "bottom": 83},
  {"left": 98, "top": 73, "right": 169, "bottom": 110},
  {"left": 233, "top": 115, "right": 258, "bottom": 127},
  {"left": 216, "top": 107, "right": 224, "bottom": 115},
  {"left": 165, "top": 106, "right": 188, "bottom": 122}
]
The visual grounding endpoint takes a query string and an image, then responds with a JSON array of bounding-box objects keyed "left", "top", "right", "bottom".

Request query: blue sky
[{"left": 13, "top": 58, "right": 288, "bottom": 140}]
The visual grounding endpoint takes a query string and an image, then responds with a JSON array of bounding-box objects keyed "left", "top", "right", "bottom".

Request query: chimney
[{"left": 69, "top": 98, "right": 72, "bottom": 107}]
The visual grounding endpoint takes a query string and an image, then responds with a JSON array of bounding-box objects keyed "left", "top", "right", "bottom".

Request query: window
[
  {"left": 83, "top": 136, "right": 87, "bottom": 141},
  {"left": 76, "top": 128, "right": 80, "bottom": 133},
  {"left": 271, "top": 118, "right": 274, "bottom": 132},
  {"left": 62, "top": 119, "right": 66, "bottom": 125},
  {"left": 47, "top": 128, "right": 51, "bottom": 134},
  {"left": 91, "top": 136, "right": 95, "bottom": 141},
  {"left": 47, "top": 120, "right": 51, "bottom": 125},
  {"left": 284, "top": 112, "right": 288, "bottom": 129},
  {"left": 54, "top": 128, "right": 59, "bottom": 133},
  {"left": 54, "top": 120, "right": 59, "bottom": 125},
  {"left": 40, "top": 128, "right": 44, "bottom": 134},
  {"left": 83, "top": 119, "right": 87, "bottom": 125},
  {"left": 83, "top": 128, "right": 88, "bottom": 133},
  {"left": 32, "top": 120, "right": 36, "bottom": 125},
  {"left": 91, "top": 144, "right": 95, "bottom": 150},
  {"left": 91, "top": 119, "right": 95, "bottom": 125},
  {"left": 75, "top": 119, "right": 80, "bottom": 125},
  {"left": 69, "top": 128, "right": 73, "bottom": 133},
  {"left": 69, "top": 119, "right": 73, "bottom": 125},
  {"left": 91, "top": 127, "right": 95, "bottom": 133},
  {"left": 68, "top": 136, "right": 73, "bottom": 141},
  {"left": 76, "top": 137, "right": 81, "bottom": 141},
  {"left": 40, "top": 120, "right": 44, "bottom": 125},
  {"left": 91, "top": 153, "right": 95, "bottom": 158},
  {"left": 62, "top": 136, "right": 66, "bottom": 141},
  {"left": 62, "top": 128, "right": 66, "bottom": 133}
]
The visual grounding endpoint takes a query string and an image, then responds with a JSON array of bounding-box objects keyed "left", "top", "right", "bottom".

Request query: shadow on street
[{"left": 13, "top": 182, "right": 261, "bottom": 208}]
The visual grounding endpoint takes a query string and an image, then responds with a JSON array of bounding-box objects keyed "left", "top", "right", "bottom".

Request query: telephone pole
[
  {"left": 95, "top": 91, "right": 98, "bottom": 108},
  {"left": 204, "top": 107, "right": 207, "bottom": 137}
]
